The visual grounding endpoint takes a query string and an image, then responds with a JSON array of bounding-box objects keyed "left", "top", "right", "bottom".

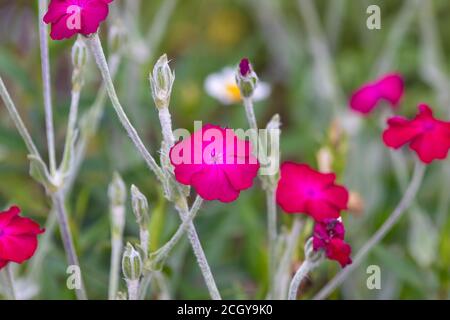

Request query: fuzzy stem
[
  {"left": 61, "top": 89, "right": 80, "bottom": 173},
  {"left": 158, "top": 107, "right": 176, "bottom": 149},
  {"left": 274, "top": 218, "right": 303, "bottom": 299},
  {"left": 242, "top": 96, "right": 278, "bottom": 297},
  {"left": 108, "top": 204, "right": 125, "bottom": 300},
  {"left": 151, "top": 196, "right": 204, "bottom": 266},
  {"left": 174, "top": 197, "right": 221, "bottom": 300},
  {"left": 4, "top": 264, "right": 17, "bottom": 300},
  {"left": 126, "top": 279, "right": 139, "bottom": 300},
  {"left": 53, "top": 192, "right": 87, "bottom": 300},
  {"left": 38, "top": 0, "right": 57, "bottom": 175},
  {"left": 288, "top": 260, "right": 319, "bottom": 300},
  {"left": 0, "top": 77, "right": 41, "bottom": 157},
  {"left": 84, "top": 34, "right": 165, "bottom": 183},
  {"left": 314, "top": 161, "right": 426, "bottom": 300},
  {"left": 86, "top": 33, "right": 220, "bottom": 300}
]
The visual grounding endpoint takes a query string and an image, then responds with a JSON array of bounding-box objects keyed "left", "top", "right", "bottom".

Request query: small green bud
[
  {"left": 108, "top": 20, "right": 127, "bottom": 54},
  {"left": 130, "top": 185, "right": 149, "bottom": 226},
  {"left": 122, "top": 243, "right": 143, "bottom": 281},
  {"left": 71, "top": 37, "right": 88, "bottom": 70},
  {"left": 150, "top": 54, "right": 175, "bottom": 109},
  {"left": 108, "top": 172, "right": 126, "bottom": 207}
]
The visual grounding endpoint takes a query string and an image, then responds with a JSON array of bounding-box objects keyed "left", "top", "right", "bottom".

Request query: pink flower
[
  {"left": 43, "top": 0, "right": 113, "bottom": 40},
  {"left": 382, "top": 104, "right": 450, "bottom": 164},
  {"left": 313, "top": 219, "right": 352, "bottom": 267},
  {"left": 350, "top": 73, "right": 404, "bottom": 114},
  {"left": 239, "top": 58, "right": 251, "bottom": 76},
  {"left": 276, "top": 162, "right": 349, "bottom": 221},
  {"left": 0, "top": 206, "right": 45, "bottom": 270},
  {"left": 169, "top": 124, "right": 260, "bottom": 203}
]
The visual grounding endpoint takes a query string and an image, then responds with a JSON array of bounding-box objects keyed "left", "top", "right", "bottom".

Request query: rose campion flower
[
  {"left": 43, "top": 0, "right": 113, "bottom": 40},
  {"left": 383, "top": 104, "right": 450, "bottom": 164},
  {"left": 0, "top": 206, "right": 44, "bottom": 270},
  {"left": 276, "top": 162, "right": 349, "bottom": 221},
  {"left": 350, "top": 73, "right": 404, "bottom": 114},
  {"left": 169, "top": 124, "right": 260, "bottom": 202},
  {"left": 313, "top": 219, "right": 352, "bottom": 267}
]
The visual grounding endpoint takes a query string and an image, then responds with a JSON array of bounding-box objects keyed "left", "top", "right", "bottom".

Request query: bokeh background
[{"left": 0, "top": 0, "right": 450, "bottom": 299}]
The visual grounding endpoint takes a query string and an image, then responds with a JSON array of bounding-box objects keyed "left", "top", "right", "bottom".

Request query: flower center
[
  {"left": 225, "top": 83, "right": 242, "bottom": 102},
  {"left": 306, "top": 188, "right": 318, "bottom": 198},
  {"left": 422, "top": 121, "right": 435, "bottom": 131}
]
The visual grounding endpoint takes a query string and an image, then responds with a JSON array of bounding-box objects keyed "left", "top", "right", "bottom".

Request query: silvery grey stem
[
  {"left": 274, "top": 218, "right": 303, "bottom": 299},
  {"left": 126, "top": 279, "right": 139, "bottom": 300},
  {"left": 53, "top": 192, "right": 87, "bottom": 300},
  {"left": 61, "top": 89, "right": 80, "bottom": 172},
  {"left": 0, "top": 77, "right": 40, "bottom": 158},
  {"left": 288, "top": 260, "right": 318, "bottom": 300},
  {"left": 86, "top": 34, "right": 220, "bottom": 300},
  {"left": 158, "top": 107, "right": 176, "bottom": 149},
  {"left": 243, "top": 97, "right": 258, "bottom": 132},
  {"left": 139, "top": 196, "right": 203, "bottom": 299},
  {"left": 4, "top": 265, "right": 17, "bottom": 300},
  {"left": 38, "top": 0, "right": 57, "bottom": 174},
  {"left": 242, "top": 96, "right": 278, "bottom": 297},
  {"left": 84, "top": 34, "right": 165, "bottom": 183},
  {"left": 151, "top": 196, "right": 204, "bottom": 266},
  {"left": 314, "top": 161, "right": 426, "bottom": 300},
  {"left": 174, "top": 197, "right": 221, "bottom": 300}
]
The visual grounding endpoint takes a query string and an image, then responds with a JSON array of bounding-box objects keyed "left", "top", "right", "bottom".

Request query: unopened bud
[
  {"left": 150, "top": 54, "right": 175, "bottom": 109},
  {"left": 316, "top": 147, "right": 333, "bottom": 173},
  {"left": 108, "top": 172, "right": 126, "bottom": 207},
  {"left": 236, "top": 58, "right": 258, "bottom": 98},
  {"left": 348, "top": 191, "right": 364, "bottom": 216},
  {"left": 108, "top": 20, "right": 126, "bottom": 54},
  {"left": 122, "top": 243, "right": 143, "bottom": 281},
  {"left": 131, "top": 185, "right": 149, "bottom": 226},
  {"left": 71, "top": 37, "right": 88, "bottom": 70}
]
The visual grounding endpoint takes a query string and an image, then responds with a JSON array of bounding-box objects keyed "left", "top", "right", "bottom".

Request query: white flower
[{"left": 204, "top": 67, "right": 271, "bottom": 105}]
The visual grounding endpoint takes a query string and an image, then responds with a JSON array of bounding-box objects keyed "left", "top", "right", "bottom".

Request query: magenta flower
[
  {"left": 276, "top": 162, "right": 349, "bottom": 222},
  {"left": 43, "top": 0, "right": 113, "bottom": 40},
  {"left": 383, "top": 104, "right": 450, "bottom": 164},
  {"left": 0, "top": 206, "right": 45, "bottom": 270},
  {"left": 169, "top": 124, "right": 260, "bottom": 203},
  {"left": 313, "top": 219, "right": 352, "bottom": 267},
  {"left": 350, "top": 73, "right": 404, "bottom": 115}
]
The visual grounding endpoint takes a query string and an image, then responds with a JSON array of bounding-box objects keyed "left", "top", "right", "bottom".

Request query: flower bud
[
  {"left": 108, "top": 20, "right": 127, "bottom": 54},
  {"left": 122, "top": 242, "right": 143, "bottom": 281},
  {"left": 150, "top": 54, "right": 175, "bottom": 109},
  {"left": 71, "top": 37, "right": 88, "bottom": 70},
  {"left": 304, "top": 237, "right": 324, "bottom": 263},
  {"left": 108, "top": 172, "right": 126, "bottom": 208},
  {"left": 316, "top": 147, "right": 333, "bottom": 173},
  {"left": 236, "top": 58, "right": 258, "bottom": 98},
  {"left": 131, "top": 185, "right": 149, "bottom": 226}
]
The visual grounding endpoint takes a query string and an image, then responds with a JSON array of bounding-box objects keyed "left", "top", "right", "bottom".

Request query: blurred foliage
[{"left": 0, "top": 0, "right": 450, "bottom": 299}]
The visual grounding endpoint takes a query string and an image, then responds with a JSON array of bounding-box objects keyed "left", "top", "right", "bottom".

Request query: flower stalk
[
  {"left": 86, "top": 36, "right": 221, "bottom": 299},
  {"left": 38, "top": 0, "right": 57, "bottom": 175},
  {"left": 108, "top": 173, "right": 127, "bottom": 300},
  {"left": 4, "top": 265, "right": 17, "bottom": 300},
  {"left": 314, "top": 160, "right": 426, "bottom": 300}
]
